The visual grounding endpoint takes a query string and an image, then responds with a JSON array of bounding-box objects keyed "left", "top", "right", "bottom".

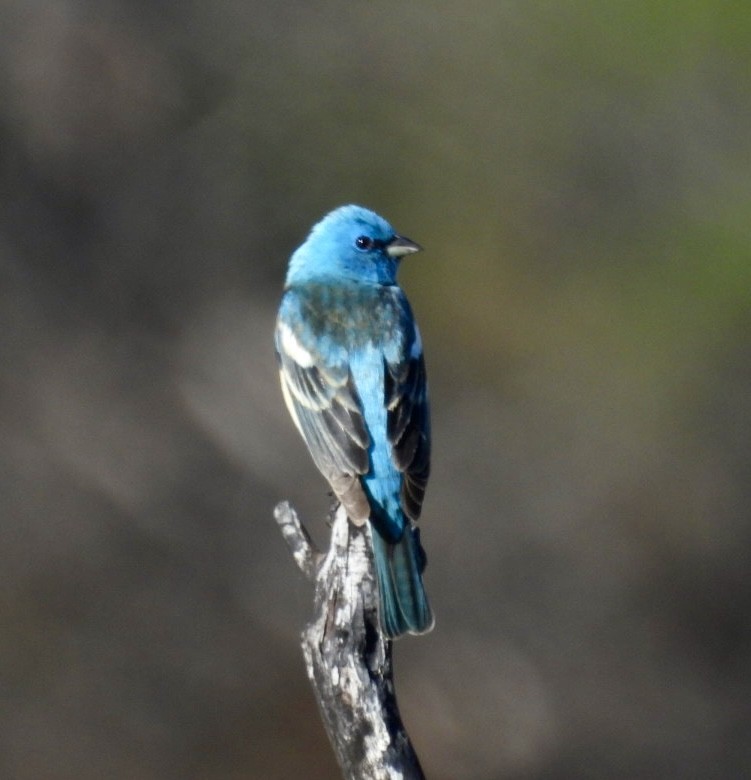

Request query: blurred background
[{"left": 1, "top": 1, "right": 750, "bottom": 778}]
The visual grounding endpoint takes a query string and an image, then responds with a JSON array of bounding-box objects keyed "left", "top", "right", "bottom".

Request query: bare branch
[
  {"left": 274, "top": 500, "right": 322, "bottom": 581},
  {"left": 275, "top": 501, "right": 426, "bottom": 780}
]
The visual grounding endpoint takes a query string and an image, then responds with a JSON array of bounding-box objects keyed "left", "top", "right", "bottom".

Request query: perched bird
[{"left": 275, "top": 205, "right": 434, "bottom": 638}]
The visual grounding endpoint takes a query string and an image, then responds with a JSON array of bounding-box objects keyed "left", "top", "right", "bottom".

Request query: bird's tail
[{"left": 370, "top": 523, "right": 434, "bottom": 638}]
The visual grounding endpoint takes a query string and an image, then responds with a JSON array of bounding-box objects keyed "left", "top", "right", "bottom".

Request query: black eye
[{"left": 355, "top": 236, "right": 374, "bottom": 251}]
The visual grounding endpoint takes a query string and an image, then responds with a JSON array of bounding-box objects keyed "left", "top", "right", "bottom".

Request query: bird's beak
[{"left": 386, "top": 235, "right": 422, "bottom": 258}]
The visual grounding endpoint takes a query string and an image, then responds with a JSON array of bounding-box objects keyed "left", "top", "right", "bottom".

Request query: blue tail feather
[{"left": 371, "top": 523, "right": 434, "bottom": 638}]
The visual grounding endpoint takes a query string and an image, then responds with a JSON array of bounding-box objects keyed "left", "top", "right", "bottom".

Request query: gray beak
[{"left": 385, "top": 235, "right": 423, "bottom": 258}]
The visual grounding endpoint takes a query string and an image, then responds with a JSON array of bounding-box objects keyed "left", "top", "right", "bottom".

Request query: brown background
[{"left": 2, "top": 2, "right": 750, "bottom": 778}]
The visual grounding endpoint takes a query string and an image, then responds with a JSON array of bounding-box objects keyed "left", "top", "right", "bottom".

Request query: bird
[{"left": 275, "top": 204, "right": 434, "bottom": 638}]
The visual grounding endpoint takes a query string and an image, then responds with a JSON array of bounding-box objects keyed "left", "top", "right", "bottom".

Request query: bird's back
[{"left": 280, "top": 281, "right": 416, "bottom": 541}]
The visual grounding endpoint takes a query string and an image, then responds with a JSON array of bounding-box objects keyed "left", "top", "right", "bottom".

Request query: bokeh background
[{"left": 2, "top": 2, "right": 750, "bottom": 778}]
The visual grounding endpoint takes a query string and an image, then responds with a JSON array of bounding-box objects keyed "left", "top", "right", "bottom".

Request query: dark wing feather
[
  {"left": 276, "top": 328, "right": 371, "bottom": 500},
  {"left": 385, "top": 351, "right": 430, "bottom": 522}
]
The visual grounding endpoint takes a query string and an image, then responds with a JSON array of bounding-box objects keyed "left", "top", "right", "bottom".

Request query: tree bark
[{"left": 274, "top": 501, "right": 426, "bottom": 780}]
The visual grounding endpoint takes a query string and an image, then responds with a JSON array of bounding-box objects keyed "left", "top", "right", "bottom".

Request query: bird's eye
[{"left": 355, "top": 236, "right": 374, "bottom": 251}]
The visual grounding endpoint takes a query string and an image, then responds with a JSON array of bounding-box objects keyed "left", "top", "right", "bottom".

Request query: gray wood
[{"left": 274, "top": 501, "right": 426, "bottom": 780}]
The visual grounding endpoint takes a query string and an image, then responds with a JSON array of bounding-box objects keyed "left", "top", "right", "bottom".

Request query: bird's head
[{"left": 285, "top": 205, "right": 422, "bottom": 287}]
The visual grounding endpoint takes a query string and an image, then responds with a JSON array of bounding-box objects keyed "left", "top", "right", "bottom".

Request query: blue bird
[{"left": 275, "top": 205, "right": 434, "bottom": 638}]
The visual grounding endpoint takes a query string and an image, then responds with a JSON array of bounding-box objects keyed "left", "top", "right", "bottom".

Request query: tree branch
[{"left": 274, "top": 501, "right": 426, "bottom": 780}]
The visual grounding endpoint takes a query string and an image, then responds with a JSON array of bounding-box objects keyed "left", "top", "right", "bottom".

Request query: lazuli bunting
[{"left": 275, "top": 205, "right": 433, "bottom": 638}]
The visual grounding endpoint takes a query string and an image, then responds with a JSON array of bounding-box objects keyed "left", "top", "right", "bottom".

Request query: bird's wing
[
  {"left": 385, "top": 324, "right": 431, "bottom": 522},
  {"left": 275, "top": 315, "right": 371, "bottom": 518}
]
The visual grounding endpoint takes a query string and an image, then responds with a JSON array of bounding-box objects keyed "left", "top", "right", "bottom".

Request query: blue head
[{"left": 285, "top": 205, "right": 421, "bottom": 287}]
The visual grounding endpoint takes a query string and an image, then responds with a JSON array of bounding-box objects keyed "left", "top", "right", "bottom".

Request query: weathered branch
[{"left": 274, "top": 501, "right": 426, "bottom": 780}]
